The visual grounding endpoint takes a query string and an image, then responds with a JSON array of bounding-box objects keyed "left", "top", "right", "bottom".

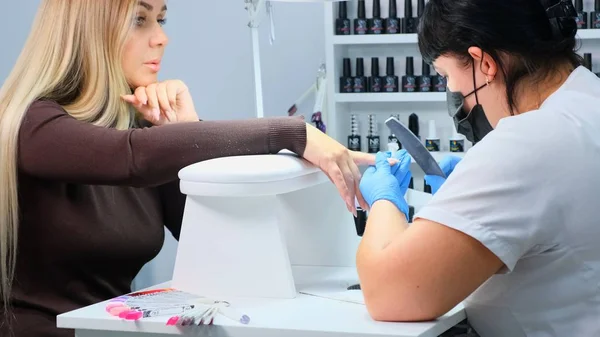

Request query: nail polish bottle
[
  {"left": 385, "top": 0, "right": 401, "bottom": 34},
  {"left": 402, "top": 0, "right": 417, "bottom": 34},
  {"left": 348, "top": 114, "right": 362, "bottom": 151},
  {"left": 592, "top": 0, "right": 600, "bottom": 28},
  {"left": 335, "top": 1, "right": 351, "bottom": 35},
  {"left": 575, "top": 0, "right": 588, "bottom": 29},
  {"left": 369, "top": 0, "right": 384, "bottom": 34},
  {"left": 369, "top": 58, "right": 383, "bottom": 93},
  {"left": 353, "top": 58, "right": 368, "bottom": 93},
  {"left": 354, "top": 207, "right": 367, "bottom": 236},
  {"left": 340, "top": 58, "right": 354, "bottom": 93},
  {"left": 449, "top": 128, "right": 465, "bottom": 153},
  {"left": 367, "top": 114, "right": 381, "bottom": 153},
  {"left": 384, "top": 57, "right": 399, "bottom": 92},
  {"left": 417, "top": 60, "right": 433, "bottom": 92},
  {"left": 354, "top": 0, "right": 369, "bottom": 35},
  {"left": 415, "top": 0, "right": 425, "bottom": 30},
  {"left": 425, "top": 120, "right": 440, "bottom": 152},
  {"left": 584, "top": 53, "right": 592, "bottom": 71},
  {"left": 433, "top": 71, "right": 447, "bottom": 92},
  {"left": 408, "top": 113, "right": 420, "bottom": 140},
  {"left": 424, "top": 182, "right": 432, "bottom": 194},
  {"left": 402, "top": 57, "right": 417, "bottom": 92}
]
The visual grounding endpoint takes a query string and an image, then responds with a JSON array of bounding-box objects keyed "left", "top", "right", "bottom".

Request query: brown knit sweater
[{"left": 1, "top": 100, "right": 307, "bottom": 337}]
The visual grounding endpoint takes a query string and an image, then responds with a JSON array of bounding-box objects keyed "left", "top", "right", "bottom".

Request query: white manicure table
[{"left": 57, "top": 152, "right": 466, "bottom": 337}]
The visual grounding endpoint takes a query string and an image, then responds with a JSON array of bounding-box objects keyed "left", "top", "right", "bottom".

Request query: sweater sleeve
[{"left": 17, "top": 100, "right": 307, "bottom": 187}]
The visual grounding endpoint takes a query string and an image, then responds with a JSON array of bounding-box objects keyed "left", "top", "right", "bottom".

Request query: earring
[{"left": 486, "top": 77, "right": 490, "bottom": 86}]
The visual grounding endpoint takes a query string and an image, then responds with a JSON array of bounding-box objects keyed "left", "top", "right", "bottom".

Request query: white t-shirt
[{"left": 415, "top": 66, "right": 600, "bottom": 337}]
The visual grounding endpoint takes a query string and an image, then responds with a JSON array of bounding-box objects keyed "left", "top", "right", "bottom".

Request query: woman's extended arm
[{"left": 18, "top": 100, "right": 306, "bottom": 187}]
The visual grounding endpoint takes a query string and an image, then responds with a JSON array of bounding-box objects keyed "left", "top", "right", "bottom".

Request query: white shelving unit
[
  {"left": 335, "top": 92, "right": 445, "bottom": 103},
  {"left": 323, "top": 0, "right": 600, "bottom": 159},
  {"left": 324, "top": 0, "right": 462, "bottom": 156}
]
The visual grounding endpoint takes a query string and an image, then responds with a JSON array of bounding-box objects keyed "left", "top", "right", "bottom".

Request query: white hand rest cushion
[{"left": 178, "top": 151, "right": 329, "bottom": 197}]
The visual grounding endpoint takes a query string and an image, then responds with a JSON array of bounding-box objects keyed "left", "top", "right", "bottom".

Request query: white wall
[
  {"left": 0, "top": 0, "right": 325, "bottom": 290},
  {"left": 0, "top": 0, "right": 40, "bottom": 81}
]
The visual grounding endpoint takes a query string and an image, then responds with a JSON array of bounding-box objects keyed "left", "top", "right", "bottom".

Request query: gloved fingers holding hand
[
  {"left": 359, "top": 152, "right": 409, "bottom": 220},
  {"left": 390, "top": 150, "right": 413, "bottom": 196}
]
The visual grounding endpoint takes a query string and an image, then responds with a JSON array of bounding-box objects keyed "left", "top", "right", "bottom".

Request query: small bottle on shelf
[
  {"left": 402, "top": 0, "right": 417, "bottom": 34},
  {"left": 449, "top": 128, "right": 465, "bottom": 153},
  {"left": 384, "top": 57, "right": 399, "bottom": 92},
  {"left": 354, "top": 0, "right": 369, "bottom": 35},
  {"left": 340, "top": 58, "right": 354, "bottom": 93},
  {"left": 417, "top": 60, "right": 433, "bottom": 92},
  {"left": 402, "top": 57, "right": 417, "bottom": 92},
  {"left": 385, "top": 0, "right": 401, "bottom": 34},
  {"left": 425, "top": 120, "right": 440, "bottom": 152},
  {"left": 433, "top": 71, "right": 447, "bottom": 92},
  {"left": 348, "top": 115, "right": 362, "bottom": 151},
  {"left": 335, "top": 1, "right": 351, "bottom": 35},
  {"left": 575, "top": 0, "right": 588, "bottom": 29},
  {"left": 353, "top": 58, "right": 368, "bottom": 93},
  {"left": 368, "top": 0, "right": 384, "bottom": 34},
  {"left": 408, "top": 113, "right": 420, "bottom": 140},
  {"left": 369, "top": 57, "right": 384, "bottom": 93},
  {"left": 367, "top": 115, "right": 381, "bottom": 153},
  {"left": 592, "top": 0, "right": 600, "bottom": 29}
]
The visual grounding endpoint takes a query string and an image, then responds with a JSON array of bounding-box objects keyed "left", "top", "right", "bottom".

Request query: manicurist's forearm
[{"left": 358, "top": 200, "right": 409, "bottom": 253}]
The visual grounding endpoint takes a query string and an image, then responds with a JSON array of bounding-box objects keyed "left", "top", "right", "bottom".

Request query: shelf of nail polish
[
  {"left": 338, "top": 56, "right": 446, "bottom": 95},
  {"left": 346, "top": 114, "right": 469, "bottom": 155},
  {"left": 334, "top": 0, "right": 424, "bottom": 36},
  {"left": 333, "top": 0, "right": 600, "bottom": 40}
]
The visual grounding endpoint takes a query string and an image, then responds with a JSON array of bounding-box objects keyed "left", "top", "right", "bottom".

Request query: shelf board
[
  {"left": 576, "top": 30, "right": 600, "bottom": 39},
  {"left": 332, "top": 34, "right": 418, "bottom": 45},
  {"left": 332, "top": 30, "right": 600, "bottom": 45},
  {"left": 335, "top": 92, "right": 446, "bottom": 103}
]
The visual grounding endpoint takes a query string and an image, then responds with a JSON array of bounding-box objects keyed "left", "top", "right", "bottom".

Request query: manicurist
[{"left": 357, "top": 0, "right": 600, "bottom": 336}]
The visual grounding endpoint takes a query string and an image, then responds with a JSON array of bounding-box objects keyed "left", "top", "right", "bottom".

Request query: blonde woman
[{"left": 0, "top": 1, "right": 377, "bottom": 336}]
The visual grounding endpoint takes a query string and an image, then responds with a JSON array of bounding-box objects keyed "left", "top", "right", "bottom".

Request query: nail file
[{"left": 385, "top": 117, "right": 446, "bottom": 178}]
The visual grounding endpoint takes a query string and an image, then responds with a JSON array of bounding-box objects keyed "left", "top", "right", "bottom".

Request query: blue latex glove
[
  {"left": 359, "top": 151, "right": 412, "bottom": 220},
  {"left": 424, "top": 155, "right": 463, "bottom": 195},
  {"left": 390, "top": 150, "right": 413, "bottom": 196}
]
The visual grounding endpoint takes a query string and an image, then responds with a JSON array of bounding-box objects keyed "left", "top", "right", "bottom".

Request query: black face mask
[{"left": 446, "top": 64, "right": 494, "bottom": 144}]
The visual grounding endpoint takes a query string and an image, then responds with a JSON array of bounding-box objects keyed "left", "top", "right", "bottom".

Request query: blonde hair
[{"left": 0, "top": 0, "right": 137, "bottom": 311}]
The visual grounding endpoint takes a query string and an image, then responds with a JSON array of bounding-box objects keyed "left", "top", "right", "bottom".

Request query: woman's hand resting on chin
[
  {"left": 121, "top": 80, "right": 198, "bottom": 125},
  {"left": 302, "top": 124, "right": 398, "bottom": 216}
]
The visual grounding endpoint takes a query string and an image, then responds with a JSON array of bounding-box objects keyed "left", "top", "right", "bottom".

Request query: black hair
[{"left": 418, "top": 0, "right": 583, "bottom": 114}]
